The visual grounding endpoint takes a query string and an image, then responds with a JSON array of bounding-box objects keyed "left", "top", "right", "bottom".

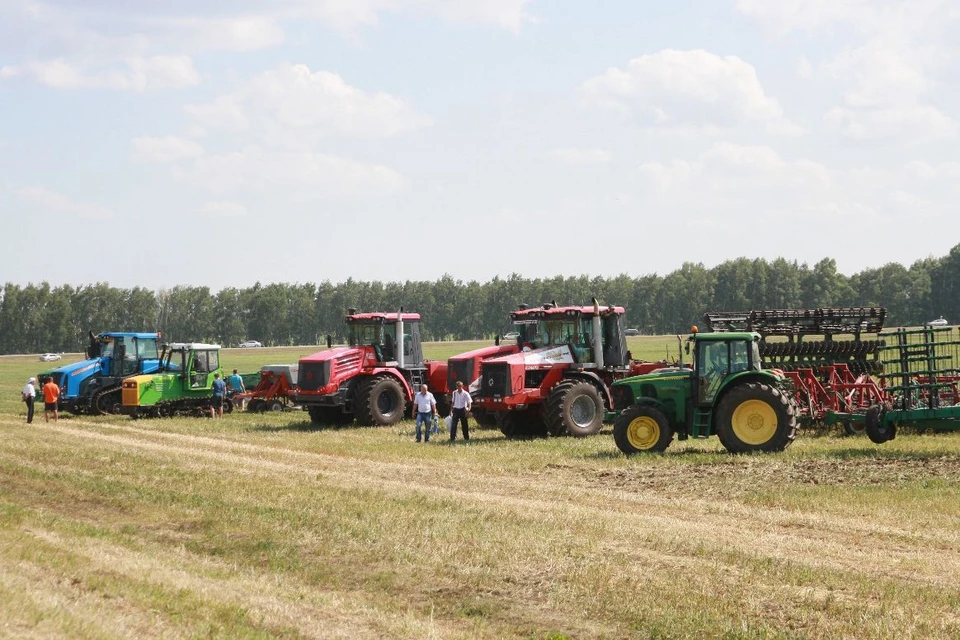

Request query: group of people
[
  {"left": 209, "top": 369, "right": 247, "bottom": 418},
  {"left": 21, "top": 376, "right": 61, "bottom": 424},
  {"left": 411, "top": 380, "right": 473, "bottom": 443}
]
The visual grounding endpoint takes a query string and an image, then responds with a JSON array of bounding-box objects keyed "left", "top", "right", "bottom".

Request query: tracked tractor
[
  {"left": 295, "top": 310, "right": 448, "bottom": 427},
  {"left": 473, "top": 300, "right": 668, "bottom": 439},
  {"left": 611, "top": 329, "right": 798, "bottom": 454},
  {"left": 40, "top": 331, "right": 163, "bottom": 415},
  {"left": 120, "top": 342, "right": 229, "bottom": 418}
]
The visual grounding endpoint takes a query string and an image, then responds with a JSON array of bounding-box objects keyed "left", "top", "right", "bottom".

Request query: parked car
[
  {"left": 502, "top": 331, "right": 520, "bottom": 340},
  {"left": 238, "top": 340, "right": 263, "bottom": 348},
  {"left": 624, "top": 328, "right": 641, "bottom": 336},
  {"left": 39, "top": 353, "right": 62, "bottom": 362},
  {"left": 927, "top": 317, "right": 948, "bottom": 327}
]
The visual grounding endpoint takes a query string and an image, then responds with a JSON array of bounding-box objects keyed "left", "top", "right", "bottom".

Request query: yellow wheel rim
[
  {"left": 626, "top": 415, "right": 660, "bottom": 450},
  {"left": 731, "top": 399, "right": 777, "bottom": 445}
]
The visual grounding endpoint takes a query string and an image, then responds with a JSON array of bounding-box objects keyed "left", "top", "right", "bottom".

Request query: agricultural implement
[
  {"left": 704, "top": 308, "right": 888, "bottom": 431},
  {"left": 611, "top": 329, "right": 798, "bottom": 454},
  {"left": 120, "top": 343, "right": 230, "bottom": 418},
  {"left": 39, "top": 331, "right": 163, "bottom": 415},
  {"left": 237, "top": 365, "right": 299, "bottom": 412},
  {"left": 829, "top": 325, "right": 960, "bottom": 443},
  {"left": 295, "top": 310, "right": 448, "bottom": 426},
  {"left": 473, "top": 300, "right": 670, "bottom": 439}
]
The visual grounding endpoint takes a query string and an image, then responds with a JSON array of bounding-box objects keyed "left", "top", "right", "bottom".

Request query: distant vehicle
[
  {"left": 624, "top": 328, "right": 641, "bottom": 336},
  {"left": 238, "top": 340, "right": 263, "bottom": 348},
  {"left": 928, "top": 317, "right": 948, "bottom": 327},
  {"left": 502, "top": 331, "right": 520, "bottom": 340},
  {"left": 39, "top": 353, "right": 62, "bottom": 362}
]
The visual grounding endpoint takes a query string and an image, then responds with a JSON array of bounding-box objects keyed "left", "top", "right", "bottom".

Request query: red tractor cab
[{"left": 296, "top": 310, "right": 448, "bottom": 426}]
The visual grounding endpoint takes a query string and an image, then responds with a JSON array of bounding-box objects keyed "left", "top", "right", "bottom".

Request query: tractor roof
[
  {"left": 346, "top": 312, "right": 420, "bottom": 322},
  {"left": 511, "top": 304, "right": 625, "bottom": 320},
  {"left": 166, "top": 343, "right": 221, "bottom": 350},
  {"left": 100, "top": 332, "right": 161, "bottom": 339},
  {"left": 696, "top": 331, "right": 760, "bottom": 342}
]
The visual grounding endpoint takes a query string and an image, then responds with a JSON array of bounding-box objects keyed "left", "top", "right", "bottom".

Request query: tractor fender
[
  {"left": 362, "top": 367, "right": 416, "bottom": 401},
  {"left": 561, "top": 371, "right": 612, "bottom": 409}
]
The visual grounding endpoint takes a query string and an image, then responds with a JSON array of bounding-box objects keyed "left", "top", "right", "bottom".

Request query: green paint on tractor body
[{"left": 121, "top": 343, "right": 226, "bottom": 418}]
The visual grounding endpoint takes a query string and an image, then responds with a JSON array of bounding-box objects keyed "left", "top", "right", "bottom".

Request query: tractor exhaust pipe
[
  {"left": 396, "top": 307, "right": 405, "bottom": 368},
  {"left": 592, "top": 297, "right": 604, "bottom": 368}
]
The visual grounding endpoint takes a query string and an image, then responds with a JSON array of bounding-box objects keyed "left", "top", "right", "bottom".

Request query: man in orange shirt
[{"left": 42, "top": 377, "right": 60, "bottom": 423}]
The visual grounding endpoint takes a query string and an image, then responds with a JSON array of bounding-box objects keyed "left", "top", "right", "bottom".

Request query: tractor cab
[
  {"left": 158, "top": 343, "right": 220, "bottom": 390},
  {"left": 501, "top": 301, "right": 629, "bottom": 367},
  {"left": 690, "top": 332, "right": 761, "bottom": 405},
  {"left": 96, "top": 333, "right": 162, "bottom": 378},
  {"left": 346, "top": 312, "right": 423, "bottom": 366}
]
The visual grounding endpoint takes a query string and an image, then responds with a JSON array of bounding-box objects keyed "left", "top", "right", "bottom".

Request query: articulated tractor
[
  {"left": 473, "top": 300, "right": 667, "bottom": 438},
  {"left": 296, "top": 310, "right": 448, "bottom": 426},
  {"left": 40, "top": 331, "right": 163, "bottom": 415},
  {"left": 120, "top": 343, "right": 229, "bottom": 418}
]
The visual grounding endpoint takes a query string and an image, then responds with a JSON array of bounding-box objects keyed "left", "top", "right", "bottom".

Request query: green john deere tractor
[
  {"left": 120, "top": 342, "right": 230, "bottom": 418},
  {"left": 611, "top": 330, "right": 798, "bottom": 454}
]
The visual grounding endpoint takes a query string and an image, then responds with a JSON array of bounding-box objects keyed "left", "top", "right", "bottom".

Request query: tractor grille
[
  {"left": 479, "top": 363, "right": 510, "bottom": 398},
  {"left": 298, "top": 361, "right": 330, "bottom": 392},
  {"left": 448, "top": 358, "right": 474, "bottom": 390}
]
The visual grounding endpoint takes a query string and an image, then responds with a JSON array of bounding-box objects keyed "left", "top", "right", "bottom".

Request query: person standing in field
[
  {"left": 449, "top": 380, "right": 472, "bottom": 442},
  {"left": 211, "top": 372, "right": 227, "bottom": 418},
  {"left": 42, "top": 377, "right": 59, "bottom": 423},
  {"left": 22, "top": 377, "right": 36, "bottom": 424},
  {"left": 228, "top": 368, "right": 246, "bottom": 411},
  {"left": 411, "top": 383, "right": 437, "bottom": 443}
]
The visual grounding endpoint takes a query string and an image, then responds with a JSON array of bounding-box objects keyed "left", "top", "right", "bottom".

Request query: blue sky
[{"left": 1, "top": 0, "right": 958, "bottom": 290}]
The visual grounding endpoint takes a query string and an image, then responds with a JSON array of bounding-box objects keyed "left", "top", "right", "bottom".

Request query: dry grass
[{"left": 2, "top": 341, "right": 960, "bottom": 638}]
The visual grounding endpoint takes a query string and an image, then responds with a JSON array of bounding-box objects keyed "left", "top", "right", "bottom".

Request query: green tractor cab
[
  {"left": 611, "top": 330, "right": 798, "bottom": 454},
  {"left": 121, "top": 343, "right": 228, "bottom": 418}
]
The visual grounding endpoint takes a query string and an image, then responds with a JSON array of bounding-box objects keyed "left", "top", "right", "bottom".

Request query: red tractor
[
  {"left": 295, "top": 310, "right": 448, "bottom": 426},
  {"left": 447, "top": 341, "right": 522, "bottom": 428},
  {"left": 473, "top": 300, "right": 668, "bottom": 438}
]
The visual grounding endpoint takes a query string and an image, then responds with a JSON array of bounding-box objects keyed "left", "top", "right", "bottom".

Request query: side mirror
[{"left": 326, "top": 335, "right": 332, "bottom": 348}]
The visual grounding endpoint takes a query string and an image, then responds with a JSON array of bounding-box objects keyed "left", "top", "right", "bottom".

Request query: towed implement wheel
[
  {"left": 865, "top": 405, "right": 895, "bottom": 444},
  {"left": 545, "top": 380, "right": 604, "bottom": 437},
  {"left": 842, "top": 420, "right": 865, "bottom": 436},
  {"left": 267, "top": 400, "right": 283, "bottom": 412},
  {"left": 613, "top": 405, "right": 673, "bottom": 454},
  {"left": 496, "top": 410, "right": 544, "bottom": 439},
  {"left": 222, "top": 399, "right": 234, "bottom": 414},
  {"left": 248, "top": 399, "right": 266, "bottom": 413},
  {"left": 354, "top": 375, "right": 405, "bottom": 426},
  {"left": 716, "top": 383, "right": 798, "bottom": 453}
]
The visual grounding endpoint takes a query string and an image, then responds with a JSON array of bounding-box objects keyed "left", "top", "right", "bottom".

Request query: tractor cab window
[
  {"left": 515, "top": 320, "right": 539, "bottom": 348},
  {"left": 193, "top": 351, "right": 209, "bottom": 373},
  {"left": 165, "top": 349, "right": 185, "bottom": 373},
  {"left": 100, "top": 338, "right": 115, "bottom": 358},
  {"left": 382, "top": 323, "right": 397, "bottom": 360},
  {"left": 697, "top": 341, "right": 730, "bottom": 404},
  {"left": 730, "top": 341, "right": 751, "bottom": 373},
  {"left": 206, "top": 350, "right": 220, "bottom": 371},
  {"left": 136, "top": 338, "right": 159, "bottom": 360},
  {"left": 543, "top": 319, "right": 579, "bottom": 346},
  {"left": 348, "top": 322, "right": 382, "bottom": 347}
]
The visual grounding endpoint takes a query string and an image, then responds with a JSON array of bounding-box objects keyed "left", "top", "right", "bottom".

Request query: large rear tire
[
  {"left": 355, "top": 375, "right": 405, "bottom": 426},
  {"left": 715, "top": 382, "right": 798, "bottom": 453},
  {"left": 545, "top": 380, "right": 604, "bottom": 437},
  {"left": 613, "top": 405, "right": 673, "bottom": 454}
]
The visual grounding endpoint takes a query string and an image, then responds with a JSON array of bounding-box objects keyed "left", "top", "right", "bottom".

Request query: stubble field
[{"left": 1, "top": 338, "right": 959, "bottom": 639}]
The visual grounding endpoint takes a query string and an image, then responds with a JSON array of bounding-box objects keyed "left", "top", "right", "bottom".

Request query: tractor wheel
[
  {"left": 496, "top": 410, "right": 543, "bottom": 439},
  {"left": 267, "top": 400, "right": 284, "bottom": 412},
  {"left": 355, "top": 375, "right": 405, "bottom": 426},
  {"left": 435, "top": 395, "right": 451, "bottom": 419},
  {"left": 715, "top": 383, "right": 798, "bottom": 453},
  {"left": 545, "top": 380, "right": 604, "bottom": 437},
  {"left": 249, "top": 399, "right": 266, "bottom": 413},
  {"left": 222, "top": 399, "right": 234, "bottom": 414},
  {"left": 613, "top": 405, "right": 673, "bottom": 454},
  {"left": 865, "top": 405, "right": 895, "bottom": 444},
  {"left": 842, "top": 419, "right": 865, "bottom": 436}
]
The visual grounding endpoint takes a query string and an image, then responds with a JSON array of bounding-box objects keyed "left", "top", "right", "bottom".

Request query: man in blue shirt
[
  {"left": 211, "top": 373, "right": 227, "bottom": 418},
  {"left": 228, "top": 368, "right": 246, "bottom": 411}
]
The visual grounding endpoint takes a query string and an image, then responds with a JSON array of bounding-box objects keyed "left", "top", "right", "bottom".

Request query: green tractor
[
  {"left": 611, "top": 330, "right": 798, "bottom": 454},
  {"left": 120, "top": 343, "right": 231, "bottom": 418}
]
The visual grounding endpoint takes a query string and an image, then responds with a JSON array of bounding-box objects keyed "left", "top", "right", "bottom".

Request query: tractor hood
[
  {"left": 297, "top": 346, "right": 368, "bottom": 394},
  {"left": 448, "top": 343, "right": 520, "bottom": 393},
  {"left": 615, "top": 367, "right": 693, "bottom": 387}
]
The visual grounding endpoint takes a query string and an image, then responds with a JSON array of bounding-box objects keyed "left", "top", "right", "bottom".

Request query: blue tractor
[{"left": 40, "top": 331, "right": 164, "bottom": 415}]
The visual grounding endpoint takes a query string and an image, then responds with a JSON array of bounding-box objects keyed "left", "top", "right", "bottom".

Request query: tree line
[{"left": 2, "top": 244, "right": 958, "bottom": 356}]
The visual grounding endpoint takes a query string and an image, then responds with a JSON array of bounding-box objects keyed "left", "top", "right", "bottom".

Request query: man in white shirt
[
  {"left": 411, "top": 383, "right": 437, "bottom": 443},
  {"left": 22, "top": 377, "right": 36, "bottom": 424},
  {"left": 450, "top": 380, "right": 472, "bottom": 441}
]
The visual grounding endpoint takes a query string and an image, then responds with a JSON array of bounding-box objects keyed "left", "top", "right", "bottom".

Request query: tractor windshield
[
  {"left": 540, "top": 316, "right": 594, "bottom": 348},
  {"left": 348, "top": 322, "right": 383, "bottom": 347}
]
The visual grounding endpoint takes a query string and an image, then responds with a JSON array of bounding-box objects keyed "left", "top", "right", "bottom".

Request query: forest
[{"left": 1, "top": 244, "right": 957, "bottom": 355}]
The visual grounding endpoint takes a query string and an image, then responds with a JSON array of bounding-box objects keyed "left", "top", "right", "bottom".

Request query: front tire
[
  {"left": 613, "top": 405, "right": 673, "bottom": 454},
  {"left": 354, "top": 375, "right": 405, "bottom": 426},
  {"left": 715, "top": 382, "right": 798, "bottom": 453},
  {"left": 545, "top": 380, "right": 604, "bottom": 437},
  {"left": 865, "top": 405, "right": 895, "bottom": 444}
]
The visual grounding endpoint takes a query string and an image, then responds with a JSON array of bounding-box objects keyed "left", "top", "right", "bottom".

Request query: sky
[{"left": 1, "top": 0, "right": 958, "bottom": 291}]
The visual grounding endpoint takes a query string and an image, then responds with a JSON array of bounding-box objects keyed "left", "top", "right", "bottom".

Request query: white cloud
[
  {"left": 734, "top": 0, "right": 874, "bottom": 36},
  {"left": 580, "top": 49, "right": 801, "bottom": 135},
  {"left": 176, "top": 148, "right": 403, "bottom": 197},
  {"left": 131, "top": 136, "right": 206, "bottom": 163},
  {"left": 15, "top": 186, "right": 114, "bottom": 220},
  {"left": 825, "top": 105, "right": 957, "bottom": 140},
  {"left": 1, "top": 55, "right": 200, "bottom": 91},
  {"left": 199, "top": 201, "right": 248, "bottom": 217},
  {"left": 549, "top": 148, "right": 610, "bottom": 165}
]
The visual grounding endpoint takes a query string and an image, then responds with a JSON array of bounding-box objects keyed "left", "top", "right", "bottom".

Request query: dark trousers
[
  {"left": 450, "top": 407, "right": 469, "bottom": 440},
  {"left": 25, "top": 397, "right": 34, "bottom": 423}
]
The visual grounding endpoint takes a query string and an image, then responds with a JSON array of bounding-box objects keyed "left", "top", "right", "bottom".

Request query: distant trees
[{"left": 1, "top": 244, "right": 957, "bottom": 354}]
